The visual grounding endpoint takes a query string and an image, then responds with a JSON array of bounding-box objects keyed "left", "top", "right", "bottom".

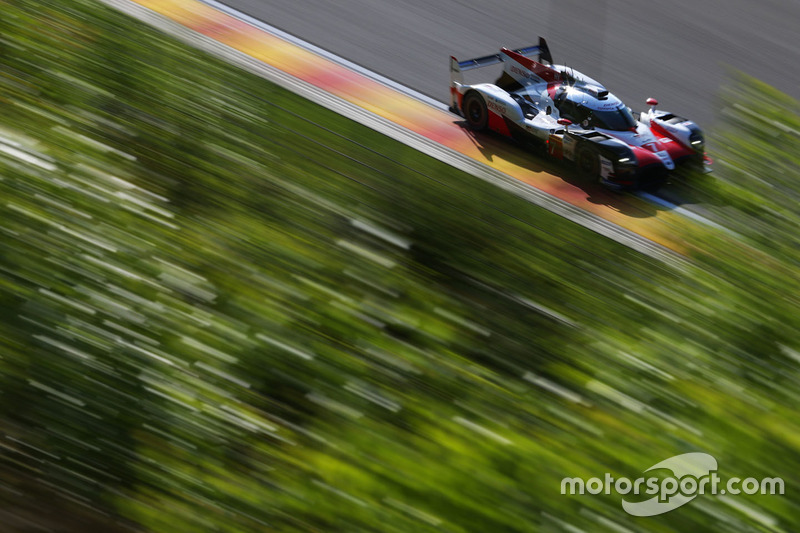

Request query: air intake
[{"left": 583, "top": 85, "right": 609, "bottom": 99}]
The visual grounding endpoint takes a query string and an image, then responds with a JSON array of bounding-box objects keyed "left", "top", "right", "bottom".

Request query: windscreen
[{"left": 592, "top": 106, "right": 637, "bottom": 131}]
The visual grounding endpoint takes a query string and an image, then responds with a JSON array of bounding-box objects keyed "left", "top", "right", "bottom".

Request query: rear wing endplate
[
  {"left": 449, "top": 37, "right": 552, "bottom": 108},
  {"left": 455, "top": 36, "right": 551, "bottom": 69},
  {"left": 462, "top": 39, "right": 551, "bottom": 70},
  {"left": 450, "top": 36, "right": 551, "bottom": 88}
]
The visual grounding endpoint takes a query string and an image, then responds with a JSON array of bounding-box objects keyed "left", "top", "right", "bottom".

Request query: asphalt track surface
[{"left": 222, "top": 0, "right": 800, "bottom": 130}]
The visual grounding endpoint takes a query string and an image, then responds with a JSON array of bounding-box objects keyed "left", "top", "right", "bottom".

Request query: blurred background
[
  {"left": 0, "top": 0, "right": 798, "bottom": 531},
  {"left": 247, "top": 0, "right": 800, "bottom": 128}
]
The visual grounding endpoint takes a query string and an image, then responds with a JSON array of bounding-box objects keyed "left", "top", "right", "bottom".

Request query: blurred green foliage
[{"left": 0, "top": 0, "right": 798, "bottom": 531}]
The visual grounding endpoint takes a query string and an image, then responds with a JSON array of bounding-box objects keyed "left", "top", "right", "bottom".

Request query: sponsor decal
[
  {"left": 643, "top": 141, "right": 659, "bottom": 151},
  {"left": 510, "top": 65, "right": 533, "bottom": 79},
  {"left": 562, "top": 134, "right": 576, "bottom": 159},
  {"left": 599, "top": 155, "right": 613, "bottom": 178},
  {"left": 487, "top": 100, "right": 506, "bottom": 114},
  {"left": 655, "top": 150, "right": 675, "bottom": 169}
]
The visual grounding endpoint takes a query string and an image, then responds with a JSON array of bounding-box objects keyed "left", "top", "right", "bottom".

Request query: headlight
[
  {"left": 689, "top": 132, "right": 705, "bottom": 149},
  {"left": 615, "top": 155, "right": 638, "bottom": 177}
]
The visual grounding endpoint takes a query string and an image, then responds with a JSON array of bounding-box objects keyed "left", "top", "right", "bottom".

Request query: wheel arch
[{"left": 462, "top": 90, "right": 489, "bottom": 131}]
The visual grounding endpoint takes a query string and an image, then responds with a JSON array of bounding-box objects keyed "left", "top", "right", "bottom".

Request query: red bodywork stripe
[
  {"left": 451, "top": 86, "right": 463, "bottom": 110},
  {"left": 488, "top": 109, "right": 511, "bottom": 137},
  {"left": 501, "top": 48, "right": 561, "bottom": 83},
  {"left": 500, "top": 48, "right": 562, "bottom": 100},
  {"left": 546, "top": 82, "right": 561, "bottom": 99},
  {"left": 547, "top": 135, "right": 563, "bottom": 159},
  {"left": 630, "top": 146, "right": 663, "bottom": 168},
  {"left": 649, "top": 121, "right": 694, "bottom": 160}
]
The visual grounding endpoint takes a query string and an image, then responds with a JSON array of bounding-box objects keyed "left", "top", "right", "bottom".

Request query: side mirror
[
  {"left": 557, "top": 118, "right": 572, "bottom": 126},
  {"left": 646, "top": 98, "right": 658, "bottom": 113}
]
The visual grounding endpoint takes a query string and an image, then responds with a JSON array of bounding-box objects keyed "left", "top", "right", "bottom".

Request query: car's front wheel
[{"left": 463, "top": 92, "right": 488, "bottom": 131}]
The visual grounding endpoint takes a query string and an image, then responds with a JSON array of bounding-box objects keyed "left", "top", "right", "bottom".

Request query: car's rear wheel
[
  {"left": 463, "top": 92, "right": 488, "bottom": 131},
  {"left": 576, "top": 146, "right": 601, "bottom": 180}
]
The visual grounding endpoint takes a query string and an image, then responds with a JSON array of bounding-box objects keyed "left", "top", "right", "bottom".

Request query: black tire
[
  {"left": 463, "top": 92, "right": 488, "bottom": 131},
  {"left": 576, "top": 146, "right": 601, "bottom": 180}
]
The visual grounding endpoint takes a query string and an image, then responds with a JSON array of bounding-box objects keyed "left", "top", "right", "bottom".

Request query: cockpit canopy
[{"left": 556, "top": 86, "right": 637, "bottom": 131}]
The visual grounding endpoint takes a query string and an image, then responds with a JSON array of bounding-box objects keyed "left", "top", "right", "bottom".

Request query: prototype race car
[{"left": 449, "top": 38, "right": 711, "bottom": 189}]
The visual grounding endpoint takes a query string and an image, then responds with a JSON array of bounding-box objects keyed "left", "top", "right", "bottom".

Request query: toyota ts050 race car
[{"left": 449, "top": 38, "right": 711, "bottom": 189}]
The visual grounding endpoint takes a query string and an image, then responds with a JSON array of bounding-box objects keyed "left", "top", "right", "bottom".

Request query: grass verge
[{"left": 0, "top": 0, "right": 798, "bottom": 531}]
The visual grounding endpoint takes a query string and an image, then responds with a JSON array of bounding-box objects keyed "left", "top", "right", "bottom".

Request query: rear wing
[{"left": 450, "top": 36, "right": 552, "bottom": 85}]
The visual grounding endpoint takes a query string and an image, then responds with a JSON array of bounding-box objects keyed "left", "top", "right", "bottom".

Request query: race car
[{"left": 449, "top": 38, "right": 711, "bottom": 189}]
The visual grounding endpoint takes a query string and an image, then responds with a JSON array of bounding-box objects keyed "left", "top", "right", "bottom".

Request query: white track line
[
  {"left": 99, "top": 0, "right": 687, "bottom": 269},
  {"left": 635, "top": 192, "right": 738, "bottom": 236}
]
